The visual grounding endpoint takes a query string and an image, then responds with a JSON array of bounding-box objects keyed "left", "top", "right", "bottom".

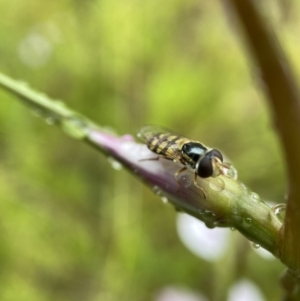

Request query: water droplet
[
  {"left": 210, "top": 212, "right": 217, "bottom": 218},
  {"left": 205, "top": 221, "right": 216, "bottom": 229},
  {"left": 203, "top": 210, "right": 215, "bottom": 217},
  {"left": 240, "top": 183, "right": 248, "bottom": 191},
  {"left": 179, "top": 175, "right": 192, "bottom": 188},
  {"left": 223, "top": 163, "right": 238, "bottom": 180},
  {"left": 137, "top": 132, "right": 142, "bottom": 139},
  {"left": 198, "top": 209, "right": 209, "bottom": 217},
  {"left": 230, "top": 227, "right": 236, "bottom": 231},
  {"left": 46, "top": 116, "right": 58, "bottom": 125},
  {"left": 33, "top": 108, "right": 45, "bottom": 118},
  {"left": 107, "top": 157, "right": 123, "bottom": 170},
  {"left": 161, "top": 196, "right": 168, "bottom": 204},
  {"left": 152, "top": 186, "right": 162, "bottom": 195},
  {"left": 249, "top": 192, "right": 260, "bottom": 203},
  {"left": 231, "top": 209, "right": 238, "bottom": 216},
  {"left": 271, "top": 203, "right": 286, "bottom": 222},
  {"left": 213, "top": 219, "right": 228, "bottom": 227},
  {"left": 174, "top": 206, "right": 182, "bottom": 212},
  {"left": 252, "top": 243, "right": 260, "bottom": 249},
  {"left": 202, "top": 211, "right": 218, "bottom": 226},
  {"left": 62, "top": 117, "right": 89, "bottom": 139},
  {"left": 209, "top": 177, "right": 225, "bottom": 192},
  {"left": 32, "top": 107, "right": 60, "bottom": 125},
  {"left": 243, "top": 217, "right": 252, "bottom": 227}
]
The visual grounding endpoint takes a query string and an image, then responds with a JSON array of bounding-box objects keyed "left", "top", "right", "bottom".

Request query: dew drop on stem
[
  {"left": 243, "top": 217, "right": 252, "bottom": 227},
  {"left": 32, "top": 107, "right": 60, "bottom": 125},
  {"left": 249, "top": 192, "right": 260, "bottom": 203},
  {"left": 240, "top": 183, "right": 249, "bottom": 191},
  {"left": 179, "top": 175, "right": 192, "bottom": 188},
  {"left": 62, "top": 116, "right": 89, "bottom": 139},
  {"left": 205, "top": 221, "right": 216, "bottom": 229},
  {"left": 209, "top": 177, "right": 225, "bottom": 192},
  {"left": 46, "top": 116, "right": 59, "bottom": 125},
  {"left": 223, "top": 163, "right": 238, "bottom": 180},
  {"left": 161, "top": 196, "right": 168, "bottom": 204},
  {"left": 33, "top": 108, "right": 45, "bottom": 118},
  {"left": 107, "top": 157, "right": 123, "bottom": 171},
  {"left": 152, "top": 186, "right": 162, "bottom": 196},
  {"left": 252, "top": 242, "right": 260, "bottom": 249},
  {"left": 271, "top": 203, "right": 286, "bottom": 222}
]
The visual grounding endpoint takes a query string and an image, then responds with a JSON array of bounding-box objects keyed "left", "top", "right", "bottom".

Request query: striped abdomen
[{"left": 145, "top": 132, "right": 188, "bottom": 160}]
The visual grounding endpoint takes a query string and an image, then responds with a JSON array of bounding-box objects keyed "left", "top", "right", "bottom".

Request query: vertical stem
[{"left": 226, "top": 0, "right": 300, "bottom": 271}]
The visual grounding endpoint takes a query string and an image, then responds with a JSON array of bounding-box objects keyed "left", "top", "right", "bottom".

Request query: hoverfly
[{"left": 138, "top": 125, "right": 227, "bottom": 197}]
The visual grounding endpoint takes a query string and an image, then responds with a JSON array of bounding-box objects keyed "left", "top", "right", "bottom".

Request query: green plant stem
[
  {"left": 0, "top": 71, "right": 289, "bottom": 268},
  {"left": 226, "top": 0, "right": 300, "bottom": 298},
  {"left": 227, "top": 0, "right": 300, "bottom": 275},
  {"left": 0, "top": 72, "right": 102, "bottom": 146}
]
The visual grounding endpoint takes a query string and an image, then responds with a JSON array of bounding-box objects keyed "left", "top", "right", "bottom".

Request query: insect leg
[
  {"left": 174, "top": 166, "right": 187, "bottom": 192},
  {"left": 140, "top": 154, "right": 175, "bottom": 162},
  {"left": 139, "top": 156, "right": 160, "bottom": 162},
  {"left": 193, "top": 173, "right": 206, "bottom": 199}
]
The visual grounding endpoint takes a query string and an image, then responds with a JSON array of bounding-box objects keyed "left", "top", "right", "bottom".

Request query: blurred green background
[{"left": 0, "top": 1, "right": 299, "bottom": 300}]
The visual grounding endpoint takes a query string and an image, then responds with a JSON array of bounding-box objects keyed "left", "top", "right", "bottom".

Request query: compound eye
[
  {"left": 209, "top": 149, "right": 223, "bottom": 162},
  {"left": 197, "top": 156, "right": 213, "bottom": 178}
]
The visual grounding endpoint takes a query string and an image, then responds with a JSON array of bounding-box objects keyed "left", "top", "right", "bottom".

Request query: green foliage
[{"left": 0, "top": 0, "right": 300, "bottom": 300}]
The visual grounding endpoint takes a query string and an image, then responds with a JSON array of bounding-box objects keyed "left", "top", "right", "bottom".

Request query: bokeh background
[{"left": 0, "top": 1, "right": 299, "bottom": 300}]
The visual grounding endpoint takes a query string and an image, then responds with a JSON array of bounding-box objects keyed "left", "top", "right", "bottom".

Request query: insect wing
[{"left": 137, "top": 125, "right": 169, "bottom": 143}]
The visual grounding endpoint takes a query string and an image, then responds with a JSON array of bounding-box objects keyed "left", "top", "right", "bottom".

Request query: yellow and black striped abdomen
[
  {"left": 146, "top": 133, "right": 188, "bottom": 161},
  {"left": 148, "top": 133, "right": 176, "bottom": 152},
  {"left": 138, "top": 126, "right": 190, "bottom": 161}
]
